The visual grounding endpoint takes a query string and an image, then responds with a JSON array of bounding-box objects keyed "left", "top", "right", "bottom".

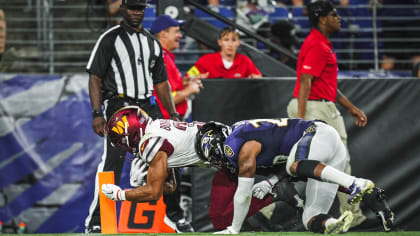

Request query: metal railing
[{"left": 1, "top": 1, "right": 419, "bottom": 76}]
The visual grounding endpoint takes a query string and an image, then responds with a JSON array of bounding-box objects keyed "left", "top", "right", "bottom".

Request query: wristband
[
  {"left": 92, "top": 109, "right": 103, "bottom": 118},
  {"left": 117, "top": 189, "right": 126, "bottom": 201},
  {"left": 265, "top": 179, "right": 273, "bottom": 188}
]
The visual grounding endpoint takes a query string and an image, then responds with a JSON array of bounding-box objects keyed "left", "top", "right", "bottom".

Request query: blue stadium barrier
[
  {"left": 143, "top": 7, "right": 157, "bottom": 29},
  {"left": 269, "top": 6, "right": 289, "bottom": 23},
  {"left": 194, "top": 7, "right": 234, "bottom": 29}
]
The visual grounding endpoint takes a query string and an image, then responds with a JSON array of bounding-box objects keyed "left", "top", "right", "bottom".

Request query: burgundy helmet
[{"left": 107, "top": 106, "right": 151, "bottom": 154}]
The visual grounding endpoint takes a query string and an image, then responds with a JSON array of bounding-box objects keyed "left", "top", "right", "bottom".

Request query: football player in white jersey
[{"left": 101, "top": 106, "right": 205, "bottom": 203}]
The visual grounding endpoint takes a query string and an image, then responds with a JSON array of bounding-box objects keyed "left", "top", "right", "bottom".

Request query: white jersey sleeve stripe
[{"left": 143, "top": 137, "right": 164, "bottom": 164}]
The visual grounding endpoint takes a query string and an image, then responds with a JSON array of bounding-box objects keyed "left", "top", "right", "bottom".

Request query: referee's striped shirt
[{"left": 86, "top": 22, "right": 168, "bottom": 100}]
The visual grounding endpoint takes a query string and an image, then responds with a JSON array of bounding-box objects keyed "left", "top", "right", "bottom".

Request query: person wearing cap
[
  {"left": 286, "top": 0, "right": 368, "bottom": 230},
  {"left": 151, "top": 15, "right": 207, "bottom": 120},
  {"left": 187, "top": 26, "right": 262, "bottom": 79},
  {"left": 85, "top": 0, "right": 180, "bottom": 233}
]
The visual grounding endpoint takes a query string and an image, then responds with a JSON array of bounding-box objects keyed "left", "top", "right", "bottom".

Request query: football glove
[
  {"left": 252, "top": 180, "right": 273, "bottom": 199},
  {"left": 102, "top": 184, "right": 126, "bottom": 201},
  {"left": 130, "top": 158, "right": 148, "bottom": 187}
]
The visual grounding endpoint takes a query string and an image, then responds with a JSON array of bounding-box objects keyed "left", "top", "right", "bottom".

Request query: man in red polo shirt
[
  {"left": 152, "top": 15, "right": 207, "bottom": 120},
  {"left": 287, "top": 0, "right": 368, "bottom": 230},
  {"left": 187, "top": 27, "right": 262, "bottom": 79}
]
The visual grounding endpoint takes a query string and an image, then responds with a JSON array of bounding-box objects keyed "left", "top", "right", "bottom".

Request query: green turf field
[{"left": 5, "top": 232, "right": 420, "bottom": 236}]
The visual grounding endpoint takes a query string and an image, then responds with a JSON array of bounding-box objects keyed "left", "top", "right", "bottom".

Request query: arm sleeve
[
  {"left": 300, "top": 44, "right": 329, "bottom": 78},
  {"left": 230, "top": 177, "right": 254, "bottom": 233},
  {"left": 151, "top": 39, "right": 169, "bottom": 84}
]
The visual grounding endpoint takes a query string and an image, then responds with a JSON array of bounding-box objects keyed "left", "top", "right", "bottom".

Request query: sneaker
[
  {"left": 363, "top": 187, "right": 394, "bottom": 231},
  {"left": 347, "top": 178, "right": 375, "bottom": 205},
  {"left": 85, "top": 225, "right": 101, "bottom": 233},
  {"left": 175, "top": 218, "right": 195, "bottom": 233},
  {"left": 378, "top": 210, "right": 394, "bottom": 232},
  {"left": 324, "top": 211, "right": 354, "bottom": 234}
]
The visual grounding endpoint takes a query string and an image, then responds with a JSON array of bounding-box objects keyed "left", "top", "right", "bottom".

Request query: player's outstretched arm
[
  {"left": 102, "top": 151, "right": 169, "bottom": 202},
  {"left": 130, "top": 158, "right": 176, "bottom": 194},
  {"left": 126, "top": 151, "right": 169, "bottom": 202}
]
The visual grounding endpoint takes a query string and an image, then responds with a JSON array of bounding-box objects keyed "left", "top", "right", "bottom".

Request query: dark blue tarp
[{"left": 0, "top": 74, "right": 132, "bottom": 233}]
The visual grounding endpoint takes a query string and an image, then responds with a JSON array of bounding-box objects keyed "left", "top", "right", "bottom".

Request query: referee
[{"left": 85, "top": 0, "right": 179, "bottom": 232}]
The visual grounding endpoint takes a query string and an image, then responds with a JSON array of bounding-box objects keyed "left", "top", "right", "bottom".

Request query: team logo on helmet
[
  {"left": 224, "top": 145, "right": 234, "bottom": 157},
  {"left": 200, "top": 130, "right": 213, "bottom": 159},
  {"left": 111, "top": 116, "right": 129, "bottom": 134}
]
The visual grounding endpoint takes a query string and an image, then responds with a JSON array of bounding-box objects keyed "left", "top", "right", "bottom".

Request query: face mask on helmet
[
  {"left": 195, "top": 122, "right": 236, "bottom": 172},
  {"left": 107, "top": 106, "right": 150, "bottom": 154}
]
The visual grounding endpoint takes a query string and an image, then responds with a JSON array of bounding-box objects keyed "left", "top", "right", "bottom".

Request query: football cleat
[
  {"left": 347, "top": 178, "right": 375, "bottom": 205},
  {"left": 324, "top": 211, "right": 354, "bottom": 234},
  {"left": 363, "top": 187, "right": 395, "bottom": 231},
  {"left": 378, "top": 210, "right": 394, "bottom": 232},
  {"left": 175, "top": 218, "right": 195, "bottom": 233}
]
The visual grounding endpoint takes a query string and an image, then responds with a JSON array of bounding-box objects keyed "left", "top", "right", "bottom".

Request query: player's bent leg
[{"left": 303, "top": 178, "right": 338, "bottom": 230}]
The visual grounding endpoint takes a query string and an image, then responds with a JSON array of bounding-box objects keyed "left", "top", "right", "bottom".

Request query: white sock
[
  {"left": 231, "top": 177, "right": 254, "bottom": 233},
  {"left": 320, "top": 166, "right": 355, "bottom": 188}
]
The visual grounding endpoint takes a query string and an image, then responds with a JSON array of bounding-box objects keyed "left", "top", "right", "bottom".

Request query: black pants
[{"left": 86, "top": 97, "right": 183, "bottom": 229}]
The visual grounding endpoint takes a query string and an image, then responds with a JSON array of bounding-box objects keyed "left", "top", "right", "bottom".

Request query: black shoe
[
  {"left": 86, "top": 225, "right": 101, "bottom": 233},
  {"left": 271, "top": 178, "right": 304, "bottom": 209},
  {"left": 175, "top": 218, "right": 194, "bottom": 233},
  {"left": 362, "top": 187, "right": 395, "bottom": 232}
]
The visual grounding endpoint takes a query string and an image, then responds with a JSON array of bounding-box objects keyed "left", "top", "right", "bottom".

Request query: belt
[
  {"left": 105, "top": 92, "right": 155, "bottom": 105},
  {"left": 308, "top": 98, "right": 329, "bottom": 102}
]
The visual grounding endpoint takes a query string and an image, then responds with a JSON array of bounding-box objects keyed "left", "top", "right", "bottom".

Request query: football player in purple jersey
[{"left": 195, "top": 119, "right": 376, "bottom": 234}]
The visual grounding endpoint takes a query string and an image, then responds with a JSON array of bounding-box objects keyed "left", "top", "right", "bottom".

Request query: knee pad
[
  {"left": 295, "top": 160, "right": 320, "bottom": 179},
  {"left": 308, "top": 213, "right": 331, "bottom": 233}
]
